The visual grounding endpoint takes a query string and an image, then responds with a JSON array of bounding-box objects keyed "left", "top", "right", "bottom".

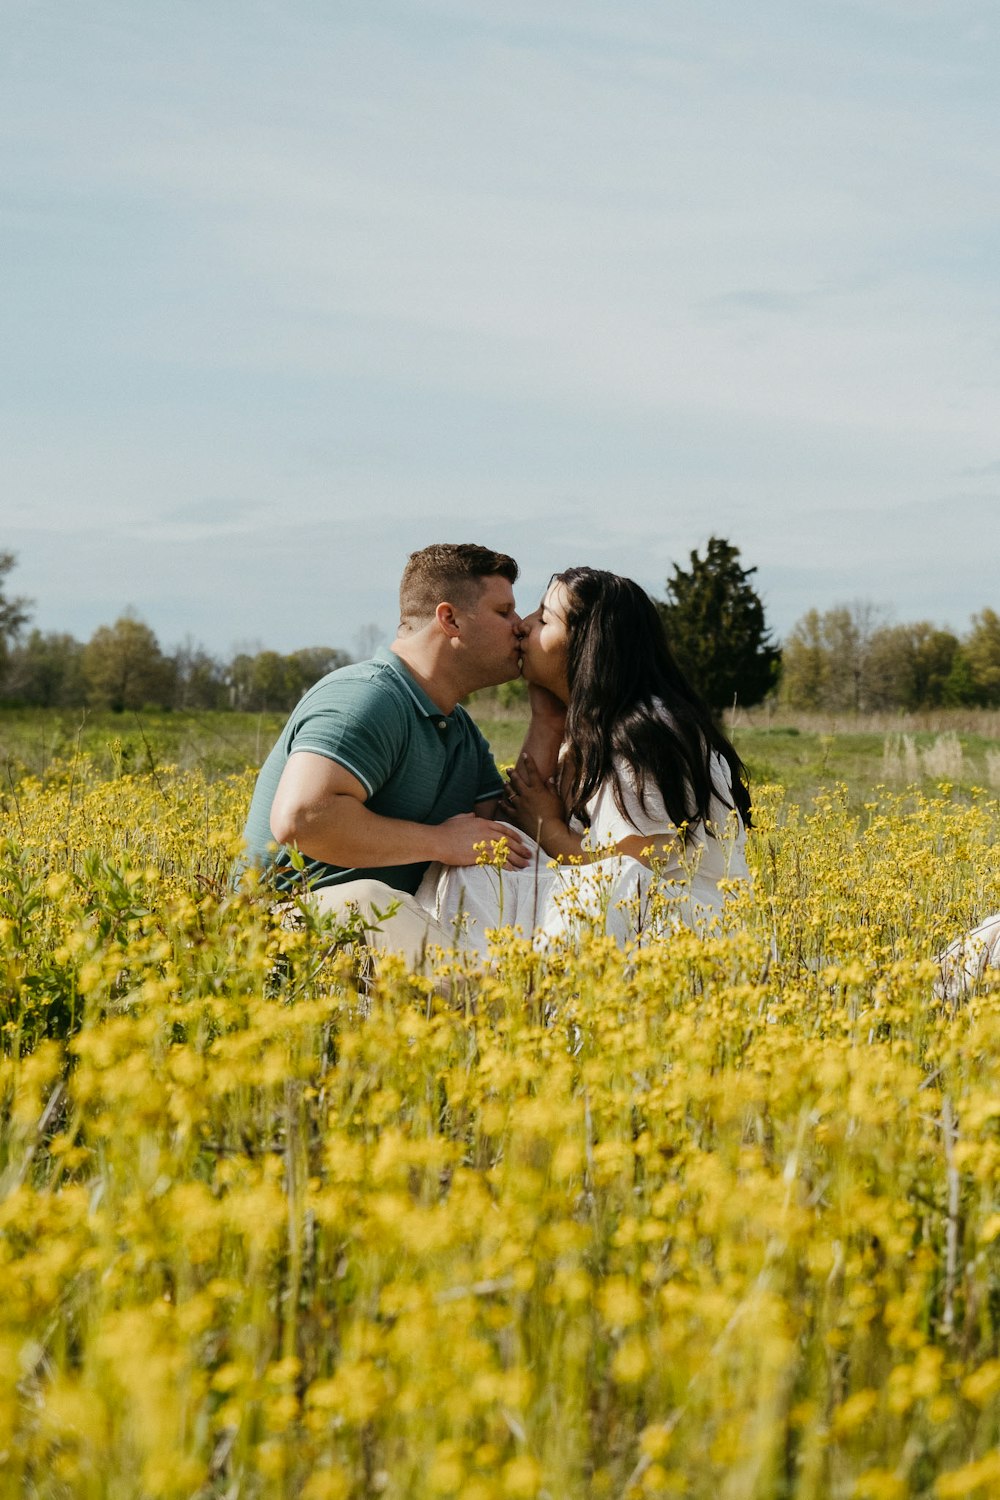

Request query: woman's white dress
[
  {"left": 414, "top": 748, "right": 750, "bottom": 960},
  {"left": 935, "top": 912, "right": 1000, "bottom": 1003}
]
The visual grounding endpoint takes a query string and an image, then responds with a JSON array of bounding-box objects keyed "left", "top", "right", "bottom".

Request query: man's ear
[{"left": 435, "top": 601, "right": 460, "bottom": 638}]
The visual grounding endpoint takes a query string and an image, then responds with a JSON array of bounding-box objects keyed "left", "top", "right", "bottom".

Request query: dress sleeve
[{"left": 584, "top": 757, "right": 677, "bottom": 849}]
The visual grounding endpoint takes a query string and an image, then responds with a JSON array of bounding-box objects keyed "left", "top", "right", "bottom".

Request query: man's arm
[{"left": 269, "top": 752, "right": 532, "bottom": 869}]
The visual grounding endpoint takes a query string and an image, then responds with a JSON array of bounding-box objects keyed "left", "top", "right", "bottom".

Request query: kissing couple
[{"left": 239, "top": 542, "right": 752, "bottom": 966}]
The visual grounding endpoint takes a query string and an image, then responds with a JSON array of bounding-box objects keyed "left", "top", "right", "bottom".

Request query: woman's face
[{"left": 519, "top": 580, "right": 572, "bottom": 701}]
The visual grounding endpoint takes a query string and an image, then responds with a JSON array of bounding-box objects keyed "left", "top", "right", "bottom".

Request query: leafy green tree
[
  {"left": 248, "top": 650, "right": 292, "bottom": 712},
  {"left": 783, "top": 608, "right": 990, "bottom": 712},
  {"left": 822, "top": 603, "right": 881, "bottom": 711},
  {"left": 657, "top": 537, "right": 780, "bottom": 711},
  {"left": 781, "top": 603, "right": 887, "bottom": 711},
  {"left": 5, "top": 630, "right": 86, "bottom": 707},
  {"left": 780, "top": 609, "right": 828, "bottom": 710},
  {"left": 226, "top": 652, "right": 256, "bottom": 711},
  {"left": 172, "top": 640, "right": 228, "bottom": 710},
  {"left": 964, "top": 608, "right": 1000, "bottom": 705},
  {"left": 285, "top": 646, "right": 351, "bottom": 700},
  {"left": 0, "top": 551, "right": 33, "bottom": 686},
  {"left": 908, "top": 624, "right": 962, "bottom": 708},
  {"left": 941, "top": 649, "right": 977, "bottom": 706},
  {"left": 226, "top": 646, "right": 350, "bottom": 711},
  {"left": 83, "top": 614, "right": 175, "bottom": 711}
]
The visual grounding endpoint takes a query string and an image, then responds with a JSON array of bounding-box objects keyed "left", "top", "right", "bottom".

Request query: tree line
[
  {"left": 1, "top": 544, "right": 998, "bottom": 715},
  {"left": 0, "top": 553, "right": 350, "bottom": 713},
  {"left": 779, "top": 604, "right": 1000, "bottom": 712}
]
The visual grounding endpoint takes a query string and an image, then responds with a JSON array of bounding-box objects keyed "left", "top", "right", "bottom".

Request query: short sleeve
[{"left": 287, "top": 676, "right": 408, "bottom": 798}]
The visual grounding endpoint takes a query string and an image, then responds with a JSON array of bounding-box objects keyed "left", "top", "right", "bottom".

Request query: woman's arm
[
  {"left": 585, "top": 763, "right": 685, "bottom": 868},
  {"left": 511, "top": 684, "right": 567, "bottom": 783},
  {"left": 610, "top": 831, "right": 682, "bottom": 867},
  {"left": 506, "top": 780, "right": 677, "bottom": 865},
  {"left": 505, "top": 750, "right": 684, "bottom": 867},
  {"left": 502, "top": 754, "right": 655, "bottom": 865}
]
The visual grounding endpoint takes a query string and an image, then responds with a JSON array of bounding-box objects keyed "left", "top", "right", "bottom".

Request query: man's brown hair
[{"left": 399, "top": 543, "right": 519, "bottom": 626}]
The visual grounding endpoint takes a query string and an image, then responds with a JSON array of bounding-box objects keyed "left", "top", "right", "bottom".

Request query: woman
[{"left": 416, "top": 567, "right": 752, "bottom": 955}]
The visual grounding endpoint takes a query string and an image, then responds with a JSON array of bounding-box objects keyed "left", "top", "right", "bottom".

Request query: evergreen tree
[{"left": 657, "top": 537, "right": 780, "bottom": 711}]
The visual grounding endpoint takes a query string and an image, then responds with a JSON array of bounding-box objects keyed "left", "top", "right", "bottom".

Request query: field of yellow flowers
[{"left": 3, "top": 753, "right": 1000, "bottom": 1499}]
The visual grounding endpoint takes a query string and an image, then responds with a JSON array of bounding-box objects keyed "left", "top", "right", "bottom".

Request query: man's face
[{"left": 456, "top": 574, "right": 523, "bottom": 689}]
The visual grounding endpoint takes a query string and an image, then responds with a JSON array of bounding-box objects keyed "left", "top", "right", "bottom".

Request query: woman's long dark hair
[{"left": 556, "top": 567, "right": 752, "bottom": 835}]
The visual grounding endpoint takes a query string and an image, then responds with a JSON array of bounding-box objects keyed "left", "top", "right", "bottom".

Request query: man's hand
[{"left": 431, "top": 813, "right": 532, "bottom": 870}]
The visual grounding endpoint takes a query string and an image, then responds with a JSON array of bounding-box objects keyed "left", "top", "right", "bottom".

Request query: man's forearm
[
  {"left": 276, "top": 794, "right": 447, "bottom": 870},
  {"left": 274, "top": 794, "right": 530, "bottom": 873}
]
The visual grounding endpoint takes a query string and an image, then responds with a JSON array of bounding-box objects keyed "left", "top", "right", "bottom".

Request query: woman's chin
[{"left": 521, "top": 663, "right": 567, "bottom": 703}]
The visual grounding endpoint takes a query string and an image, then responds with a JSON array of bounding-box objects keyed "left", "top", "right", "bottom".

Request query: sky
[{"left": 3, "top": 0, "right": 999, "bottom": 658}]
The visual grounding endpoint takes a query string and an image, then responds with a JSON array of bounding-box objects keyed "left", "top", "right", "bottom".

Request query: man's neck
[{"left": 390, "top": 639, "right": 461, "bottom": 715}]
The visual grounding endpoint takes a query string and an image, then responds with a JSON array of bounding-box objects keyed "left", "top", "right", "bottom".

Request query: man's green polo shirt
[{"left": 240, "top": 647, "right": 504, "bottom": 895}]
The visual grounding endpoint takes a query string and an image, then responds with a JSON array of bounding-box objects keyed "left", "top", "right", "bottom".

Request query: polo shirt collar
[{"left": 376, "top": 646, "right": 452, "bottom": 719}]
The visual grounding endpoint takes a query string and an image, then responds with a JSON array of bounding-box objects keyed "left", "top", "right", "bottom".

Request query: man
[{"left": 240, "top": 544, "right": 533, "bottom": 955}]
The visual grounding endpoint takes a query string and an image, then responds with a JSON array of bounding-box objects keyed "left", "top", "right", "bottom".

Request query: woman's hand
[{"left": 501, "top": 752, "right": 567, "bottom": 839}]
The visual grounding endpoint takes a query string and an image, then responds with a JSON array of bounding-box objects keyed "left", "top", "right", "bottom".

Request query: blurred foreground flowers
[{"left": 2, "top": 758, "right": 1000, "bottom": 1498}]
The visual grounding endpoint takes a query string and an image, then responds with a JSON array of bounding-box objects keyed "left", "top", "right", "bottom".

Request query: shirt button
[{"left": 438, "top": 720, "right": 447, "bottom": 730}]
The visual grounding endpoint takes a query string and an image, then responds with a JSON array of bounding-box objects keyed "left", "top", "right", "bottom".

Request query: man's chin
[{"left": 471, "top": 661, "right": 518, "bottom": 692}]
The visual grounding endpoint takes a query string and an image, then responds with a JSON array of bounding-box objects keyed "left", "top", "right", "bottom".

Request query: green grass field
[
  {"left": 459, "top": 712, "right": 1000, "bottom": 804},
  {"left": 2, "top": 705, "right": 999, "bottom": 805}
]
